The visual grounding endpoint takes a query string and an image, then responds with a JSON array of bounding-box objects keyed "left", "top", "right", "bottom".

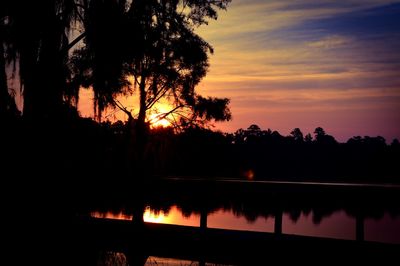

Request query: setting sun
[
  {"left": 148, "top": 103, "right": 173, "bottom": 128},
  {"left": 148, "top": 113, "right": 171, "bottom": 128}
]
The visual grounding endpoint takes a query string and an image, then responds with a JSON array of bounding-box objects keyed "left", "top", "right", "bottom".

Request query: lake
[
  {"left": 91, "top": 203, "right": 400, "bottom": 244},
  {"left": 86, "top": 179, "right": 400, "bottom": 265}
]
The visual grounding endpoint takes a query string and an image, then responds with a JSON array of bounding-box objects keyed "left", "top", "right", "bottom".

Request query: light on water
[
  {"left": 143, "top": 205, "right": 200, "bottom": 226},
  {"left": 90, "top": 204, "right": 400, "bottom": 244},
  {"left": 91, "top": 211, "right": 132, "bottom": 220}
]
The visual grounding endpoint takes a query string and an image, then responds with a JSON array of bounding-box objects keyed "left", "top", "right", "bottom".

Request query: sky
[{"left": 80, "top": 0, "right": 400, "bottom": 142}]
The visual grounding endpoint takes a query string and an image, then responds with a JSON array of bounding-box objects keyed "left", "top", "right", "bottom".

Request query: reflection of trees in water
[
  {"left": 86, "top": 182, "right": 400, "bottom": 226},
  {"left": 287, "top": 209, "right": 302, "bottom": 223},
  {"left": 145, "top": 185, "right": 400, "bottom": 225}
]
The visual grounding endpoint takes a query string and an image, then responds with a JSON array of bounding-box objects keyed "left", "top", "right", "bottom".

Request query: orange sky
[{"left": 79, "top": 0, "right": 400, "bottom": 142}]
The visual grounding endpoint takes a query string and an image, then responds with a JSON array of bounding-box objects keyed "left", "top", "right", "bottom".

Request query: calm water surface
[{"left": 91, "top": 204, "right": 400, "bottom": 244}]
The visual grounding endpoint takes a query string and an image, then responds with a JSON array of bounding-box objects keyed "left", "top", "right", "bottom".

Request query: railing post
[
  {"left": 356, "top": 214, "right": 364, "bottom": 242},
  {"left": 199, "top": 208, "right": 208, "bottom": 266},
  {"left": 274, "top": 209, "right": 283, "bottom": 235},
  {"left": 200, "top": 208, "right": 208, "bottom": 232}
]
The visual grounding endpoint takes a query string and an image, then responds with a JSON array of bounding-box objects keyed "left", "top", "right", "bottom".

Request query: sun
[{"left": 149, "top": 113, "right": 171, "bottom": 128}]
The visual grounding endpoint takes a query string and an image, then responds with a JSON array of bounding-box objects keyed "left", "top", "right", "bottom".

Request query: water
[
  {"left": 87, "top": 181, "right": 399, "bottom": 265},
  {"left": 91, "top": 204, "right": 400, "bottom": 244}
]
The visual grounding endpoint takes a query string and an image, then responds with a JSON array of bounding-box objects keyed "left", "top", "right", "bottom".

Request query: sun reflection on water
[
  {"left": 143, "top": 206, "right": 167, "bottom": 223},
  {"left": 91, "top": 205, "right": 200, "bottom": 226},
  {"left": 143, "top": 205, "right": 200, "bottom": 226},
  {"left": 91, "top": 211, "right": 133, "bottom": 220}
]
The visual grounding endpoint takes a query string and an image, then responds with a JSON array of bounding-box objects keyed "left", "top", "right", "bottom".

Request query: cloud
[
  {"left": 198, "top": 1, "right": 400, "bottom": 86},
  {"left": 307, "top": 35, "right": 351, "bottom": 49}
]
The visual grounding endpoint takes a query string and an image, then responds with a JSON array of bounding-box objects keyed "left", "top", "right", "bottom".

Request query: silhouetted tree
[
  {"left": 4, "top": 0, "right": 232, "bottom": 123},
  {"left": 391, "top": 138, "right": 400, "bottom": 147},
  {"left": 0, "top": 36, "right": 12, "bottom": 118},
  {"left": 4, "top": 0, "right": 83, "bottom": 119},
  {"left": 363, "top": 136, "right": 386, "bottom": 147},
  {"left": 290, "top": 128, "right": 304, "bottom": 142},
  {"left": 314, "top": 127, "right": 337, "bottom": 145},
  {"left": 233, "top": 128, "right": 246, "bottom": 144},
  {"left": 314, "top": 127, "right": 326, "bottom": 140},
  {"left": 247, "top": 124, "right": 261, "bottom": 136},
  {"left": 68, "top": 1, "right": 231, "bottom": 167},
  {"left": 0, "top": 2, "right": 19, "bottom": 119},
  {"left": 70, "top": 1, "right": 231, "bottom": 127},
  {"left": 304, "top": 133, "right": 313, "bottom": 143},
  {"left": 347, "top": 136, "right": 363, "bottom": 145}
]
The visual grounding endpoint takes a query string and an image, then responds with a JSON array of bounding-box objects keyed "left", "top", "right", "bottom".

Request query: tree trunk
[
  {"left": 137, "top": 74, "right": 148, "bottom": 171},
  {"left": 0, "top": 42, "right": 9, "bottom": 117},
  {"left": 138, "top": 74, "right": 147, "bottom": 129},
  {"left": 131, "top": 74, "right": 148, "bottom": 227},
  {"left": 22, "top": 6, "right": 65, "bottom": 121}
]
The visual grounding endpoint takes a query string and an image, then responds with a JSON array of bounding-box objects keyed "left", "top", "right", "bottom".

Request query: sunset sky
[{"left": 80, "top": 0, "right": 400, "bottom": 142}]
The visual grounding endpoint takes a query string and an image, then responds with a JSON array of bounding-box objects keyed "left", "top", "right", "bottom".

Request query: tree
[
  {"left": 391, "top": 138, "right": 400, "bottom": 147},
  {"left": 4, "top": 1, "right": 231, "bottom": 124},
  {"left": 290, "top": 128, "right": 304, "bottom": 142},
  {"left": 0, "top": 1, "right": 20, "bottom": 119},
  {"left": 3, "top": 0, "right": 84, "bottom": 120},
  {"left": 347, "top": 136, "right": 363, "bottom": 145},
  {"left": 314, "top": 127, "right": 326, "bottom": 141},
  {"left": 247, "top": 124, "right": 261, "bottom": 136},
  {"left": 71, "top": 0, "right": 231, "bottom": 126},
  {"left": 314, "top": 127, "right": 337, "bottom": 145},
  {"left": 4, "top": 1, "right": 232, "bottom": 180},
  {"left": 304, "top": 133, "right": 313, "bottom": 143},
  {"left": 69, "top": 0, "right": 232, "bottom": 175}
]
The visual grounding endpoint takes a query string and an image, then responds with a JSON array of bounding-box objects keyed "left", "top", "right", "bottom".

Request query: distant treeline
[
  {"left": 106, "top": 122, "right": 400, "bottom": 183},
  {"left": 2, "top": 118, "right": 399, "bottom": 190}
]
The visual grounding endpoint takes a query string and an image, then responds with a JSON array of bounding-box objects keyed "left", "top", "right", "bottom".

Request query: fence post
[
  {"left": 274, "top": 208, "right": 283, "bottom": 235},
  {"left": 356, "top": 214, "right": 364, "bottom": 242}
]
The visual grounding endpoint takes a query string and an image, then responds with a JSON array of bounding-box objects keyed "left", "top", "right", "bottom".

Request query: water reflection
[
  {"left": 145, "top": 256, "right": 199, "bottom": 266},
  {"left": 283, "top": 210, "right": 355, "bottom": 240},
  {"left": 145, "top": 256, "right": 232, "bottom": 266},
  {"left": 91, "top": 211, "right": 133, "bottom": 220},
  {"left": 365, "top": 213, "right": 400, "bottom": 243},
  {"left": 91, "top": 205, "right": 400, "bottom": 244},
  {"left": 143, "top": 206, "right": 200, "bottom": 226},
  {"left": 208, "top": 208, "right": 274, "bottom": 232},
  {"left": 88, "top": 181, "right": 400, "bottom": 245}
]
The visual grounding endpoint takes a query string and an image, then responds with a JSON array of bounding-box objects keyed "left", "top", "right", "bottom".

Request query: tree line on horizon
[
  {"left": 157, "top": 123, "right": 399, "bottom": 182},
  {"left": 64, "top": 120, "right": 398, "bottom": 187}
]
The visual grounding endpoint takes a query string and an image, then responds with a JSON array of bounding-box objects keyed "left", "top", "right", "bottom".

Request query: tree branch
[
  {"left": 113, "top": 99, "right": 133, "bottom": 120},
  {"left": 64, "top": 32, "right": 86, "bottom": 53},
  {"left": 146, "top": 84, "right": 170, "bottom": 110}
]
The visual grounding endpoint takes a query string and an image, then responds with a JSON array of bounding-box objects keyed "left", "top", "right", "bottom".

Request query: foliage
[{"left": 2, "top": 0, "right": 232, "bottom": 128}]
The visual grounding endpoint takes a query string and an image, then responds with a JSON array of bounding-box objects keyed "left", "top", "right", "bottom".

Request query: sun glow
[
  {"left": 148, "top": 103, "right": 173, "bottom": 128},
  {"left": 91, "top": 206, "right": 200, "bottom": 226},
  {"left": 148, "top": 113, "right": 171, "bottom": 128},
  {"left": 143, "top": 206, "right": 167, "bottom": 223},
  {"left": 91, "top": 211, "right": 133, "bottom": 220},
  {"left": 142, "top": 205, "right": 200, "bottom": 226}
]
